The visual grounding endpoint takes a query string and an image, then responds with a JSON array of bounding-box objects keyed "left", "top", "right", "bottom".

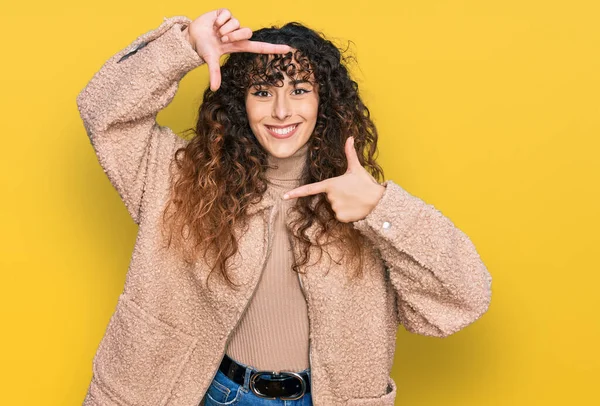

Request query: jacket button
[{"left": 382, "top": 221, "right": 391, "bottom": 230}]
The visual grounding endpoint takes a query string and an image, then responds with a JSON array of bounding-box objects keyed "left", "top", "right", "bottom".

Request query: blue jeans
[{"left": 204, "top": 363, "right": 313, "bottom": 406}]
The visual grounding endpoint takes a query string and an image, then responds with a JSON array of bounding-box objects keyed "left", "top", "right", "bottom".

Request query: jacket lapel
[{"left": 246, "top": 185, "right": 279, "bottom": 216}]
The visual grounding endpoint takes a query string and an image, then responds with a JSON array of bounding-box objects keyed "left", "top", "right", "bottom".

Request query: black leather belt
[{"left": 219, "top": 354, "right": 311, "bottom": 400}]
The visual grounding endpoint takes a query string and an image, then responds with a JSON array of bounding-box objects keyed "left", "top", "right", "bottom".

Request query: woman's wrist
[{"left": 182, "top": 26, "right": 196, "bottom": 52}]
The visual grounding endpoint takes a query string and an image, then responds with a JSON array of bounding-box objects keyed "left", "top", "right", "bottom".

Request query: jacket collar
[{"left": 245, "top": 185, "right": 279, "bottom": 216}]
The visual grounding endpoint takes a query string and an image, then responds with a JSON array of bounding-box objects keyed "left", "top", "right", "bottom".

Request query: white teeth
[{"left": 268, "top": 125, "right": 297, "bottom": 135}]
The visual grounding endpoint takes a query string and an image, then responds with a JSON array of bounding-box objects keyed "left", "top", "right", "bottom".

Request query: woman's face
[{"left": 245, "top": 70, "right": 319, "bottom": 158}]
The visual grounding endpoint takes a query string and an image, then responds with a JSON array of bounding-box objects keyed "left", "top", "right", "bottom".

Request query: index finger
[
  {"left": 283, "top": 180, "right": 329, "bottom": 200},
  {"left": 230, "top": 39, "right": 292, "bottom": 55}
]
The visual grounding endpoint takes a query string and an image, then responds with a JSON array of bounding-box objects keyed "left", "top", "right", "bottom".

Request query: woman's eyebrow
[
  {"left": 290, "top": 79, "right": 313, "bottom": 86},
  {"left": 249, "top": 79, "right": 313, "bottom": 87}
]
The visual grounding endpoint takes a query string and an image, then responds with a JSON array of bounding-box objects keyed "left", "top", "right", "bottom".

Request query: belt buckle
[{"left": 249, "top": 370, "right": 307, "bottom": 401}]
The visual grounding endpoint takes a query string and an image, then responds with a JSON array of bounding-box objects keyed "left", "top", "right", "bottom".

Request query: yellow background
[{"left": 1, "top": 0, "right": 598, "bottom": 404}]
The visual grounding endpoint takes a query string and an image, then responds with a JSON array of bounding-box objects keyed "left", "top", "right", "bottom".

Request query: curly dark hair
[{"left": 161, "top": 22, "right": 384, "bottom": 288}]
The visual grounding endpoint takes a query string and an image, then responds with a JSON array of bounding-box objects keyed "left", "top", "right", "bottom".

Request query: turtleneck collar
[{"left": 265, "top": 142, "right": 309, "bottom": 184}]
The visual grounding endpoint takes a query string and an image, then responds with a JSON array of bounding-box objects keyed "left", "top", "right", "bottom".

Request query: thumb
[
  {"left": 344, "top": 136, "right": 361, "bottom": 172},
  {"left": 205, "top": 54, "right": 222, "bottom": 91}
]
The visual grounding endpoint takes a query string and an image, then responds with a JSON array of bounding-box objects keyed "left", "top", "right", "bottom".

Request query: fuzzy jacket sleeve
[
  {"left": 353, "top": 180, "right": 492, "bottom": 337},
  {"left": 76, "top": 16, "right": 204, "bottom": 224}
]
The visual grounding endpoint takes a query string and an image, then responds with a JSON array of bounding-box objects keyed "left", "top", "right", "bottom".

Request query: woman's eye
[
  {"left": 252, "top": 90, "right": 270, "bottom": 97},
  {"left": 292, "top": 88, "right": 309, "bottom": 95}
]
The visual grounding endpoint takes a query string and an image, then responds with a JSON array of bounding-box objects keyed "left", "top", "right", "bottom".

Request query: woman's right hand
[{"left": 183, "top": 9, "right": 291, "bottom": 91}]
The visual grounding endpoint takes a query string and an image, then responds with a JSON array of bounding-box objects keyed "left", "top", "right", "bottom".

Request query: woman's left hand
[{"left": 283, "top": 137, "right": 386, "bottom": 223}]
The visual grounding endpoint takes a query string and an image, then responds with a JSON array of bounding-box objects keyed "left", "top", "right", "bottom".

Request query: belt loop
[{"left": 243, "top": 365, "right": 253, "bottom": 392}]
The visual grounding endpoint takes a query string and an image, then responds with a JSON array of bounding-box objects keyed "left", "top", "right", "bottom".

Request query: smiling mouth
[{"left": 265, "top": 124, "right": 300, "bottom": 138}]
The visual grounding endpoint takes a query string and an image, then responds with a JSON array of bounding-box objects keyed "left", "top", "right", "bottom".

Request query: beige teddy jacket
[{"left": 76, "top": 15, "right": 492, "bottom": 406}]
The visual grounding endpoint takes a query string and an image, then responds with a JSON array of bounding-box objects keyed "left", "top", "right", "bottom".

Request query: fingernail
[{"left": 283, "top": 194, "right": 289, "bottom": 200}]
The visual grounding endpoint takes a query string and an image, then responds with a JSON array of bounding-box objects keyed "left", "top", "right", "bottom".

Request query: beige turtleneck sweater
[{"left": 225, "top": 142, "right": 310, "bottom": 373}]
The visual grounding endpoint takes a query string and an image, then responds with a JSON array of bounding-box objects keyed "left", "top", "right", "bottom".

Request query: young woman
[{"left": 77, "top": 8, "right": 492, "bottom": 406}]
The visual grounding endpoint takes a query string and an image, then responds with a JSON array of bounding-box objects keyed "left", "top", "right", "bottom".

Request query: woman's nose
[{"left": 272, "top": 95, "right": 292, "bottom": 121}]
